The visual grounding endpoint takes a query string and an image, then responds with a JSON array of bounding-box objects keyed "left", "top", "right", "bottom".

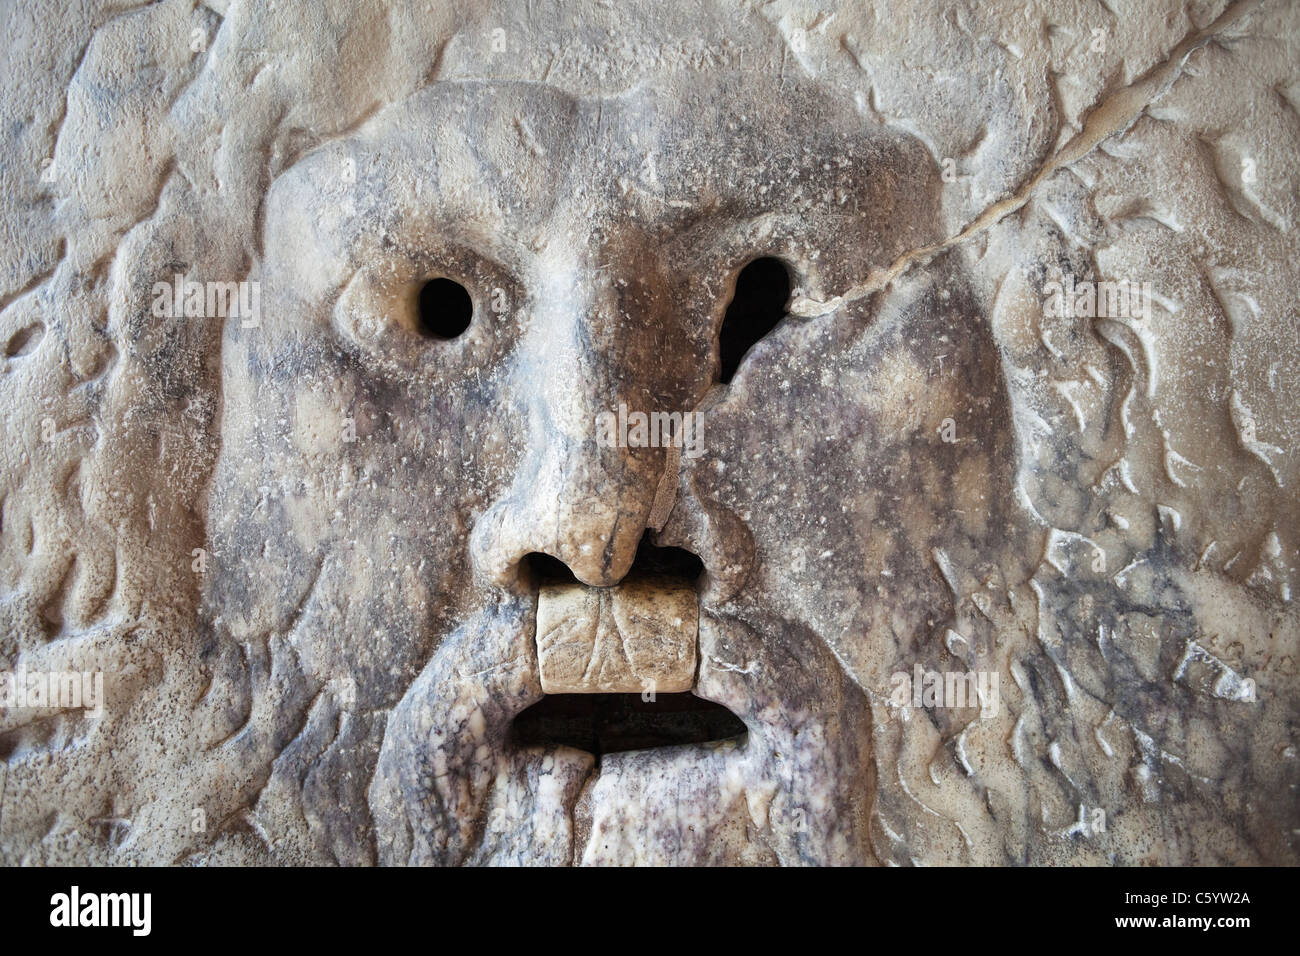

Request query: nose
[{"left": 469, "top": 267, "right": 670, "bottom": 588}]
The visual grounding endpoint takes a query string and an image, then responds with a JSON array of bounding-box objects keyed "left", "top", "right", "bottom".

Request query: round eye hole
[
  {"left": 417, "top": 277, "right": 473, "bottom": 339},
  {"left": 718, "top": 257, "right": 790, "bottom": 383}
]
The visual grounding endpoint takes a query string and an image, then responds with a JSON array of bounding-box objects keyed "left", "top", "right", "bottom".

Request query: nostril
[
  {"left": 523, "top": 534, "right": 702, "bottom": 590},
  {"left": 628, "top": 529, "right": 703, "bottom": 583},
  {"left": 524, "top": 551, "right": 578, "bottom": 586}
]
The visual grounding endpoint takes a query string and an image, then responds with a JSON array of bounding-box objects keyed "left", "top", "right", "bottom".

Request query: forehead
[{"left": 278, "top": 77, "right": 934, "bottom": 267}]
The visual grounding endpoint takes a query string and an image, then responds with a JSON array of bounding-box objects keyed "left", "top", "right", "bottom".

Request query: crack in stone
[{"left": 790, "top": 0, "right": 1263, "bottom": 319}]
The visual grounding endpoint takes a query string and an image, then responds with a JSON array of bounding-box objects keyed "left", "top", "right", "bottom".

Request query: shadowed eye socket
[
  {"left": 718, "top": 256, "right": 790, "bottom": 383},
  {"left": 417, "top": 277, "right": 473, "bottom": 339}
]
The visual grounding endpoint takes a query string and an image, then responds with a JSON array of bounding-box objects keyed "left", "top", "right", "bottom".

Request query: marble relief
[{"left": 0, "top": 0, "right": 1296, "bottom": 866}]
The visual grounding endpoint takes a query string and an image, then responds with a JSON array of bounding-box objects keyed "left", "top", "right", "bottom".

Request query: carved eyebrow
[
  {"left": 657, "top": 209, "right": 810, "bottom": 272},
  {"left": 340, "top": 203, "right": 532, "bottom": 282}
]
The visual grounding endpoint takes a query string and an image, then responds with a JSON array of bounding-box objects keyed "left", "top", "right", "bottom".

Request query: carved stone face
[
  {"left": 204, "top": 75, "right": 1015, "bottom": 864},
  {"left": 4, "top": 0, "right": 1297, "bottom": 870}
]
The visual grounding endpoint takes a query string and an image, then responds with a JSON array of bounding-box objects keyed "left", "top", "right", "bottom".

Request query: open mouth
[
  {"left": 512, "top": 531, "right": 747, "bottom": 757},
  {"left": 370, "top": 526, "right": 877, "bottom": 865},
  {"left": 511, "top": 693, "right": 747, "bottom": 755}
]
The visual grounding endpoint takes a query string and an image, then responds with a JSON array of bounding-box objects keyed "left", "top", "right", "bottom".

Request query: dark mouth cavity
[
  {"left": 511, "top": 693, "right": 746, "bottom": 756},
  {"left": 519, "top": 533, "right": 728, "bottom": 755}
]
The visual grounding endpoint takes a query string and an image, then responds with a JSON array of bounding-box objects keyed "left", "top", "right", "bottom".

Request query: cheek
[
  {"left": 856, "top": 346, "right": 963, "bottom": 437},
  {"left": 834, "top": 334, "right": 1007, "bottom": 553},
  {"left": 206, "top": 359, "right": 488, "bottom": 674},
  {"left": 291, "top": 378, "right": 359, "bottom": 459}
]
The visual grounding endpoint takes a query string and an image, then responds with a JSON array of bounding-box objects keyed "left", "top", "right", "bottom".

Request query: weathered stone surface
[{"left": 0, "top": 0, "right": 1297, "bottom": 867}]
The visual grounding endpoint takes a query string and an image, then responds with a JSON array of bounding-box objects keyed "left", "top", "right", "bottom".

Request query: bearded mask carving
[{"left": 1, "top": 0, "right": 1296, "bottom": 867}]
